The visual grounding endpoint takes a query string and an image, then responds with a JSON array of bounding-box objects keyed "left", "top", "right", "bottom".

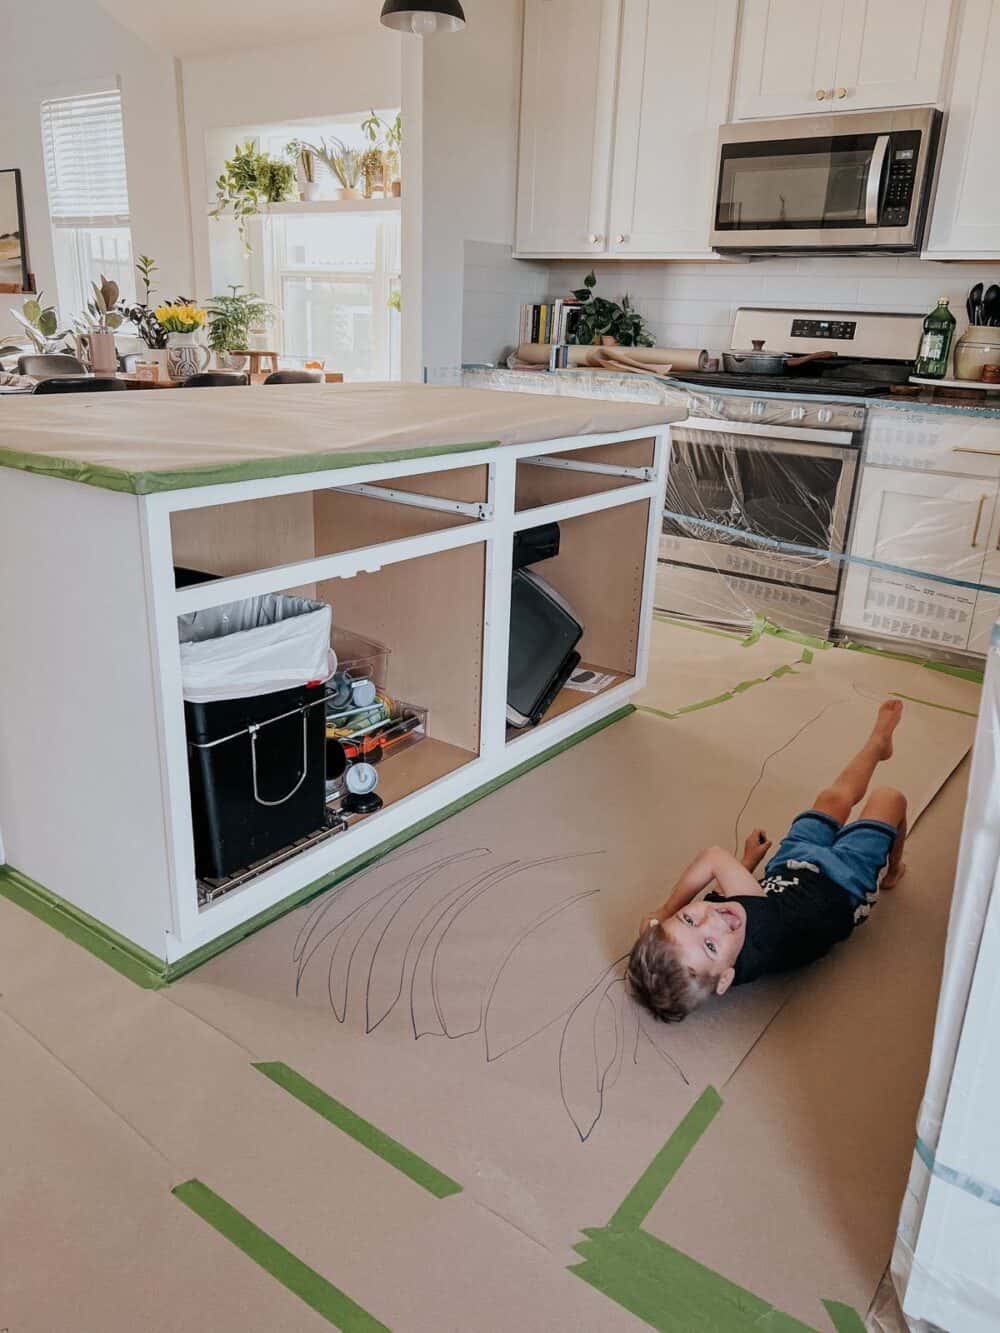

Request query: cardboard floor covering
[{"left": 0, "top": 623, "right": 979, "bottom": 1332}]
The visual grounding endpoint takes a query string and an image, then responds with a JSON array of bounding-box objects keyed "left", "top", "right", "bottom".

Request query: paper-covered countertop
[{"left": 0, "top": 382, "right": 685, "bottom": 495}]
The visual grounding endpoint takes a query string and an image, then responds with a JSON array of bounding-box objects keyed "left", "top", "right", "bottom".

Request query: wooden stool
[{"left": 243, "top": 350, "right": 281, "bottom": 379}]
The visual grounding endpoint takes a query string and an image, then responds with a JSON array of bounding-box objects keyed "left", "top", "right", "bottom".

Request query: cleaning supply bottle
[{"left": 915, "top": 298, "right": 956, "bottom": 379}]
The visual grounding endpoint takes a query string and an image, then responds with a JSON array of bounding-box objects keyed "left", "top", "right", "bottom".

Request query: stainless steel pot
[{"left": 722, "top": 340, "right": 835, "bottom": 376}]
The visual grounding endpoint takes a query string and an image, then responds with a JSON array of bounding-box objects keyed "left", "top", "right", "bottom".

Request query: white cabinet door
[
  {"left": 609, "top": 0, "right": 738, "bottom": 257},
  {"left": 733, "top": 0, "right": 844, "bottom": 119},
  {"left": 834, "top": 0, "right": 953, "bottom": 112},
  {"left": 733, "top": 0, "right": 952, "bottom": 119},
  {"left": 925, "top": 0, "right": 1000, "bottom": 259},
  {"left": 514, "top": 0, "right": 621, "bottom": 257},
  {"left": 839, "top": 468, "right": 997, "bottom": 651}
]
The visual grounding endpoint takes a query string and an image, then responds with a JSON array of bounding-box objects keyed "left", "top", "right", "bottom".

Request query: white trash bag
[{"left": 178, "top": 594, "right": 334, "bottom": 703}]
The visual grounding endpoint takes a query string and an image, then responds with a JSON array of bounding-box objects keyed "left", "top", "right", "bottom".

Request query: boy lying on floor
[{"left": 628, "top": 699, "right": 907, "bottom": 1022}]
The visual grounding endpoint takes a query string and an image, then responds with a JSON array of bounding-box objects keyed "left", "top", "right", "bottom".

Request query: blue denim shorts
[{"left": 764, "top": 809, "right": 898, "bottom": 905}]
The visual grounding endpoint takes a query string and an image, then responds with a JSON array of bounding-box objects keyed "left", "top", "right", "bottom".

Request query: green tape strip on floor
[
  {"left": 173, "top": 1179, "right": 390, "bottom": 1331},
  {"left": 821, "top": 1299, "right": 868, "bottom": 1333},
  {"left": 0, "top": 864, "right": 166, "bottom": 989},
  {"left": 891, "top": 691, "right": 978, "bottom": 718},
  {"left": 842, "top": 639, "right": 984, "bottom": 684},
  {"left": 609, "top": 1086, "right": 723, "bottom": 1232},
  {"left": 254, "top": 1062, "right": 461, "bottom": 1200}
]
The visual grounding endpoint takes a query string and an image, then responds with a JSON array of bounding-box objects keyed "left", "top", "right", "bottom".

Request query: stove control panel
[{"left": 790, "top": 318, "right": 857, "bottom": 340}]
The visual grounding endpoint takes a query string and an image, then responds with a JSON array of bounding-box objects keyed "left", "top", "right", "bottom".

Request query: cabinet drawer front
[{"left": 865, "top": 410, "right": 1000, "bottom": 479}]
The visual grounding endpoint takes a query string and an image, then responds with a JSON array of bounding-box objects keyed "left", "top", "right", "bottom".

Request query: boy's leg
[
  {"left": 811, "top": 699, "right": 903, "bottom": 824},
  {"left": 857, "top": 787, "right": 908, "bottom": 888}
]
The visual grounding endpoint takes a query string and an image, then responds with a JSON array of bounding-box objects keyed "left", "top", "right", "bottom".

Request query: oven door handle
[
  {"left": 865, "top": 134, "right": 891, "bottom": 226},
  {"left": 681, "top": 416, "right": 856, "bottom": 449}
]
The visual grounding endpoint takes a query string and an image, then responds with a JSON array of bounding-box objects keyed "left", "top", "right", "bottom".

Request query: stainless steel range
[{"left": 656, "top": 307, "right": 924, "bottom": 637}]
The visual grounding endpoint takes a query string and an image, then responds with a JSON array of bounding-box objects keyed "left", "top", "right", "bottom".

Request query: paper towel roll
[{"left": 514, "top": 344, "right": 708, "bottom": 373}]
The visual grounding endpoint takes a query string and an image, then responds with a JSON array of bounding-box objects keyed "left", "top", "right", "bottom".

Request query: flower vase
[
  {"left": 166, "top": 332, "right": 210, "bottom": 382},
  {"left": 88, "top": 329, "right": 118, "bottom": 377}
]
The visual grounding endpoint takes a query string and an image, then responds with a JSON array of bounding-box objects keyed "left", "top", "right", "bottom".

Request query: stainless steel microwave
[{"left": 710, "top": 107, "right": 942, "bottom": 255}]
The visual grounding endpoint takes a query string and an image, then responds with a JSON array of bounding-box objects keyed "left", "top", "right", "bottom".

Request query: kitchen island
[{"left": 0, "top": 384, "right": 682, "bottom": 978}]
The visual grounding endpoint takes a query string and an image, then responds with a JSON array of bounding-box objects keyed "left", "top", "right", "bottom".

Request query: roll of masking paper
[{"left": 514, "top": 344, "right": 708, "bottom": 373}]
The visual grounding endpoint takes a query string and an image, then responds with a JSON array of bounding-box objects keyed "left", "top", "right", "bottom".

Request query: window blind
[{"left": 40, "top": 88, "right": 131, "bottom": 227}]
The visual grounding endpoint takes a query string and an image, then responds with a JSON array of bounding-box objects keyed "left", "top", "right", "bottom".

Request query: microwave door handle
[{"left": 865, "top": 134, "right": 890, "bottom": 225}]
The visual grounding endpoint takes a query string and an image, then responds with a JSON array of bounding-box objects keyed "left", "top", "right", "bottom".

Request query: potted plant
[
  {"left": 359, "top": 109, "right": 387, "bottom": 198},
  {"left": 319, "top": 140, "right": 363, "bottom": 200},
  {"left": 155, "top": 303, "right": 210, "bottom": 380},
  {"left": 205, "top": 285, "right": 275, "bottom": 370},
  {"left": 567, "top": 271, "right": 654, "bottom": 347},
  {"left": 211, "top": 140, "right": 297, "bottom": 250},
  {"left": 117, "top": 254, "right": 195, "bottom": 378},
  {"left": 384, "top": 113, "right": 402, "bottom": 197},
  {"left": 10, "top": 291, "right": 70, "bottom": 353},
  {"left": 287, "top": 140, "right": 320, "bottom": 202},
  {"left": 70, "top": 275, "right": 124, "bottom": 375}
]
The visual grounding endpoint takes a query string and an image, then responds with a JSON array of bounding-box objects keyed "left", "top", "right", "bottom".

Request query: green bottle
[{"left": 915, "top": 297, "right": 956, "bottom": 379}]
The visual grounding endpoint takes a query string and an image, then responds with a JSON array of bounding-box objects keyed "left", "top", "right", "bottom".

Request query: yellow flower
[{"left": 155, "top": 304, "right": 208, "bottom": 333}]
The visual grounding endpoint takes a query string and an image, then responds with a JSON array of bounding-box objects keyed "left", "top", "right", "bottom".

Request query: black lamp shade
[{"left": 380, "top": 0, "right": 466, "bottom": 34}]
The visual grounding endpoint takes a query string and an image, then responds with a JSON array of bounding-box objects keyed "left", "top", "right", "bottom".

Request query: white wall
[
  {"left": 414, "top": 0, "right": 526, "bottom": 380},
  {"left": 181, "top": 29, "right": 403, "bottom": 296},
  {"left": 0, "top": 0, "right": 194, "bottom": 329}
]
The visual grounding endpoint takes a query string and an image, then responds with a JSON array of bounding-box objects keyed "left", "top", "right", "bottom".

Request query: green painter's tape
[
  {"left": 652, "top": 614, "right": 745, "bottom": 641},
  {"left": 676, "top": 692, "right": 734, "bottom": 715},
  {"left": 173, "top": 1179, "right": 390, "bottom": 1331},
  {"left": 0, "top": 437, "right": 501, "bottom": 495},
  {"left": 0, "top": 864, "right": 166, "bottom": 989},
  {"left": 163, "top": 705, "right": 636, "bottom": 983},
  {"left": 761, "top": 621, "right": 833, "bottom": 650},
  {"left": 254, "top": 1063, "right": 461, "bottom": 1199},
  {"left": 572, "top": 1228, "right": 816, "bottom": 1332},
  {"left": 822, "top": 1300, "right": 868, "bottom": 1333},
  {"left": 801, "top": 648, "right": 815, "bottom": 665},
  {"left": 609, "top": 1086, "right": 723, "bottom": 1232},
  {"left": 891, "top": 691, "right": 978, "bottom": 719},
  {"left": 842, "top": 640, "right": 984, "bottom": 684}
]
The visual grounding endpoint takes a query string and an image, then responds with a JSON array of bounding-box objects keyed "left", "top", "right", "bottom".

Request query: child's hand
[{"left": 742, "top": 829, "right": 772, "bottom": 871}]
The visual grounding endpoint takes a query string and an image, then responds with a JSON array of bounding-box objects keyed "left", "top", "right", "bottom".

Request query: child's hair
[{"left": 626, "top": 924, "right": 715, "bottom": 1022}]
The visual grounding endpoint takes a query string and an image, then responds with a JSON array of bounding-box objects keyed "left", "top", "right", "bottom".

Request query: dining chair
[
  {"left": 181, "top": 371, "right": 250, "bottom": 387},
  {"left": 32, "top": 377, "right": 126, "bottom": 394},
  {"left": 263, "top": 369, "right": 324, "bottom": 384},
  {"left": 18, "top": 353, "right": 87, "bottom": 378}
]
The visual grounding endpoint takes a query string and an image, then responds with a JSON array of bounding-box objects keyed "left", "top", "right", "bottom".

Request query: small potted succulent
[
  {"left": 205, "top": 285, "right": 275, "bottom": 370},
  {"left": 324, "top": 140, "right": 363, "bottom": 200},
  {"left": 287, "top": 140, "right": 320, "bottom": 202},
  {"left": 156, "top": 303, "right": 210, "bottom": 380}
]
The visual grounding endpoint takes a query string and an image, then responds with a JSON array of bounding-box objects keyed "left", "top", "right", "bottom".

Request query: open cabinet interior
[
  {"left": 514, "top": 437, "right": 655, "bottom": 511},
  {"left": 170, "top": 476, "right": 486, "bottom": 904},
  {"left": 507, "top": 498, "right": 651, "bottom": 742}
]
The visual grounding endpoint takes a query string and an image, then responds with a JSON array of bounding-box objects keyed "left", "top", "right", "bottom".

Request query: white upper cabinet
[
  {"left": 925, "top": 0, "right": 1000, "bottom": 258},
  {"left": 514, "top": 0, "right": 621, "bottom": 257},
  {"left": 515, "top": 0, "right": 737, "bottom": 259},
  {"left": 733, "top": 0, "right": 954, "bottom": 119},
  {"left": 608, "top": 0, "right": 739, "bottom": 257}
]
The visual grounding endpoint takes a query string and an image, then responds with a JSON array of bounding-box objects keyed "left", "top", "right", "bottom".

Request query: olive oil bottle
[{"left": 914, "top": 297, "right": 956, "bottom": 379}]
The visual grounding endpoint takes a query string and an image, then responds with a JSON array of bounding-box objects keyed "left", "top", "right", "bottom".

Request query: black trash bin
[{"left": 179, "top": 594, "right": 332, "bottom": 881}]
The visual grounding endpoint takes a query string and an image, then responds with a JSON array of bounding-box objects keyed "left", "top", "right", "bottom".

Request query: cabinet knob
[
  {"left": 589, "top": 233, "right": 603, "bottom": 245},
  {"left": 815, "top": 88, "right": 828, "bottom": 100},
  {"left": 615, "top": 233, "right": 628, "bottom": 244},
  {"left": 836, "top": 87, "right": 848, "bottom": 99}
]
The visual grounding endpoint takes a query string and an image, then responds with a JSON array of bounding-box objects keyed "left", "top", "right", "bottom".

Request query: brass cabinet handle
[
  {"left": 971, "top": 495, "right": 987, "bottom": 547},
  {"left": 836, "top": 87, "right": 848, "bottom": 98}
]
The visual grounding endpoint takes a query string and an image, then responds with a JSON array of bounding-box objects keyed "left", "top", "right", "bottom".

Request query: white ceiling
[{"left": 95, "top": 0, "right": 383, "bottom": 57}]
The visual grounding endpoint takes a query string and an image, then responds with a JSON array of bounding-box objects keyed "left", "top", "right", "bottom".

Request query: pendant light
[{"left": 379, "top": 1, "right": 466, "bottom": 36}]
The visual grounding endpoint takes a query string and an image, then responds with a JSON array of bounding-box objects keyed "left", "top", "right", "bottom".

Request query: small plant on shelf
[
  {"left": 324, "top": 140, "right": 364, "bottom": 199},
  {"left": 384, "top": 113, "right": 402, "bottom": 196},
  {"left": 211, "top": 140, "right": 298, "bottom": 249},
  {"left": 286, "top": 140, "right": 318, "bottom": 200},
  {"left": 205, "top": 285, "right": 274, "bottom": 358},
  {"left": 9, "top": 291, "right": 70, "bottom": 353},
  {"left": 567, "top": 271, "right": 654, "bottom": 347}
]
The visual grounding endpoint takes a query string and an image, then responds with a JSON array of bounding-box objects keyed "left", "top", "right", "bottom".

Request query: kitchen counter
[
  {"left": 0, "top": 383, "right": 677, "bottom": 979},
  {"left": 0, "top": 381, "right": 685, "bottom": 493},
  {"left": 463, "top": 366, "right": 1000, "bottom": 421}
]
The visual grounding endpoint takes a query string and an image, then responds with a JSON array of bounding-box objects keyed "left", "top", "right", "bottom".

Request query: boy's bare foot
[
  {"left": 871, "top": 699, "right": 904, "bottom": 761},
  {"left": 882, "top": 862, "right": 906, "bottom": 889}
]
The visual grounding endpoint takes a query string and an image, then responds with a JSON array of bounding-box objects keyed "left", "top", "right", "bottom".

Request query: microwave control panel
[{"left": 881, "top": 132, "right": 921, "bottom": 226}]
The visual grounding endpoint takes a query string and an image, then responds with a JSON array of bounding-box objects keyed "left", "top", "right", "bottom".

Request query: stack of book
[{"left": 518, "top": 299, "right": 583, "bottom": 346}]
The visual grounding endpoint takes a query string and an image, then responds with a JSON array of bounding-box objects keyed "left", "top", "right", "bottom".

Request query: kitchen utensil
[
  {"left": 967, "top": 282, "right": 984, "bottom": 326},
  {"left": 983, "top": 285, "right": 1000, "bottom": 327},
  {"left": 722, "top": 341, "right": 836, "bottom": 376}
]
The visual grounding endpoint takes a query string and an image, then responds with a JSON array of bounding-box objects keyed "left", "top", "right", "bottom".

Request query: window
[
  {"left": 257, "top": 211, "right": 401, "bottom": 381},
  {"left": 40, "top": 86, "right": 134, "bottom": 318}
]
